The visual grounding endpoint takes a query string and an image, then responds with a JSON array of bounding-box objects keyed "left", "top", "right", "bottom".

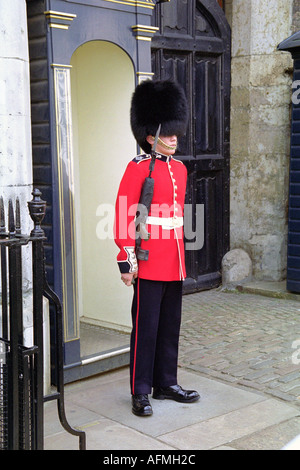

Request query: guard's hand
[{"left": 121, "top": 272, "right": 138, "bottom": 286}]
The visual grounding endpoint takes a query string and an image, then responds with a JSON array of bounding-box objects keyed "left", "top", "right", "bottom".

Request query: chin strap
[{"left": 156, "top": 137, "right": 177, "bottom": 151}]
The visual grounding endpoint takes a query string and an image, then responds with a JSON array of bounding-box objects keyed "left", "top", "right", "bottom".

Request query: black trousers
[{"left": 130, "top": 278, "right": 183, "bottom": 395}]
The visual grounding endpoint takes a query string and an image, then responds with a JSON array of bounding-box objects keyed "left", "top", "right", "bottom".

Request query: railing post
[
  {"left": 28, "top": 189, "right": 47, "bottom": 450},
  {"left": 0, "top": 197, "right": 8, "bottom": 339},
  {"left": 7, "top": 199, "right": 24, "bottom": 449}
]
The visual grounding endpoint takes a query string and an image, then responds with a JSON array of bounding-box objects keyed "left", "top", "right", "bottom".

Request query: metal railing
[{"left": 0, "top": 189, "right": 86, "bottom": 450}]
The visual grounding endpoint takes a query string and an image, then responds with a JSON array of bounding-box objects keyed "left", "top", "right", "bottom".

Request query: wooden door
[{"left": 151, "top": 0, "right": 231, "bottom": 292}]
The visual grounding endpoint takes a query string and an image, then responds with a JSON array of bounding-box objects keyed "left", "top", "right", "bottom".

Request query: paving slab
[
  {"left": 230, "top": 416, "right": 300, "bottom": 450},
  {"left": 62, "top": 369, "right": 266, "bottom": 437},
  {"left": 44, "top": 367, "right": 299, "bottom": 450},
  {"left": 45, "top": 416, "right": 176, "bottom": 451},
  {"left": 157, "top": 398, "right": 298, "bottom": 450}
]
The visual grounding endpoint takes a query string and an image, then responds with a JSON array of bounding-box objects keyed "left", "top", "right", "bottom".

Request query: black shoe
[
  {"left": 132, "top": 394, "right": 153, "bottom": 416},
  {"left": 152, "top": 384, "right": 200, "bottom": 403}
]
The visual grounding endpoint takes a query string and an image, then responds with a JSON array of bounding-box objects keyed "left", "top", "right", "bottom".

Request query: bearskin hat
[{"left": 130, "top": 79, "right": 188, "bottom": 154}]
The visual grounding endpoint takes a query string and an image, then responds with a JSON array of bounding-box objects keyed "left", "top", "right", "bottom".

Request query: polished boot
[
  {"left": 131, "top": 394, "right": 153, "bottom": 416},
  {"left": 152, "top": 384, "right": 200, "bottom": 403}
]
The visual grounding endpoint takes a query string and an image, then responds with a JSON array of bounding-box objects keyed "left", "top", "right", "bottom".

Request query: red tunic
[{"left": 114, "top": 153, "right": 187, "bottom": 281}]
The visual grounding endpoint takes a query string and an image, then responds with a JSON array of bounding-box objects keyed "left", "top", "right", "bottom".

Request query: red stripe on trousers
[{"left": 132, "top": 277, "right": 140, "bottom": 395}]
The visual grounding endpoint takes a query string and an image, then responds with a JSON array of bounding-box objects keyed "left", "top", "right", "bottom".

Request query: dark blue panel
[
  {"left": 33, "top": 165, "right": 52, "bottom": 184},
  {"left": 287, "top": 255, "right": 300, "bottom": 268},
  {"left": 292, "top": 122, "right": 300, "bottom": 133},
  {"left": 290, "top": 195, "right": 300, "bottom": 207},
  {"left": 64, "top": 339, "right": 81, "bottom": 366},
  {"left": 44, "top": 265, "right": 54, "bottom": 287},
  {"left": 290, "top": 194, "right": 300, "bottom": 207},
  {"left": 288, "top": 78, "right": 300, "bottom": 292},
  {"left": 294, "top": 67, "right": 300, "bottom": 74},
  {"left": 290, "top": 159, "right": 300, "bottom": 170},
  {"left": 288, "top": 220, "right": 300, "bottom": 231},
  {"left": 291, "top": 146, "right": 300, "bottom": 157},
  {"left": 294, "top": 73, "right": 300, "bottom": 83},
  {"left": 292, "top": 108, "right": 300, "bottom": 120},
  {"left": 288, "top": 232, "right": 300, "bottom": 244},
  {"left": 288, "top": 244, "right": 300, "bottom": 256},
  {"left": 291, "top": 134, "right": 300, "bottom": 145},
  {"left": 287, "top": 267, "right": 300, "bottom": 280},
  {"left": 287, "top": 279, "right": 300, "bottom": 292},
  {"left": 291, "top": 171, "right": 300, "bottom": 181},
  {"left": 290, "top": 181, "right": 300, "bottom": 192},
  {"left": 43, "top": 226, "right": 53, "bottom": 244},
  {"left": 289, "top": 207, "right": 300, "bottom": 219}
]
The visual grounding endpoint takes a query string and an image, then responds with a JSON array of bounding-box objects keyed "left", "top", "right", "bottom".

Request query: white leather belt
[{"left": 146, "top": 216, "right": 183, "bottom": 230}]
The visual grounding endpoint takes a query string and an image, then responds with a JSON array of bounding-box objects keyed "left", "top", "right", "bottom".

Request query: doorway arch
[{"left": 70, "top": 41, "right": 136, "bottom": 345}]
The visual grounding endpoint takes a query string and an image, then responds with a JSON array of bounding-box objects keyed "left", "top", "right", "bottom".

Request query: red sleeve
[{"left": 114, "top": 161, "right": 145, "bottom": 273}]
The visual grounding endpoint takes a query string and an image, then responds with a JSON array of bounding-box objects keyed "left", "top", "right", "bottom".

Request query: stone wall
[
  {"left": 0, "top": 0, "right": 50, "bottom": 391},
  {"left": 292, "top": 0, "right": 300, "bottom": 33},
  {"left": 227, "top": 0, "right": 294, "bottom": 281}
]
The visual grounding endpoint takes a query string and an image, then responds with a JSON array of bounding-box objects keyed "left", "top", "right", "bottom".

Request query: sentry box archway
[{"left": 27, "top": 0, "right": 159, "bottom": 381}]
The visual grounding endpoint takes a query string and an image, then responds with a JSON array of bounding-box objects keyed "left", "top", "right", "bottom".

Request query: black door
[{"left": 151, "top": 0, "right": 231, "bottom": 293}]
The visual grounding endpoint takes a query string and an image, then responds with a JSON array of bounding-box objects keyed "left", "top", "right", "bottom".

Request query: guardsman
[{"left": 114, "top": 80, "right": 200, "bottom": 416}]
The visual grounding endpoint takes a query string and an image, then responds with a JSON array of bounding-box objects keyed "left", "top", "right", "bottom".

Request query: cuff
[{"left": 117, "top": 247, "right": 138, "bottom": 274}]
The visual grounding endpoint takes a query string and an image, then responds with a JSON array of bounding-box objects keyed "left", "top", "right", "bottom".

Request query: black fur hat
[{"left": 130, "top": 79, "right": 188, "bottom": 154}]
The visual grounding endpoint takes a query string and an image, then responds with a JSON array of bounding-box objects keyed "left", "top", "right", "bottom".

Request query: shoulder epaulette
[
  {"left": 172, "top": 157, "right": 184, "bottom": 165},
  {"left": 132, "top": 154, "right": 151, "bottom": 164}
]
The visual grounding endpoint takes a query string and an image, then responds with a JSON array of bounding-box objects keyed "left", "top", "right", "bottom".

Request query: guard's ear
[{"left": 146, "top": 135, "right": 154, "bottom": 145}]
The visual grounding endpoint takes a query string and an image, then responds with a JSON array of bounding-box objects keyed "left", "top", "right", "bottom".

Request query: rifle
[{"left": 135, "top": 124, "right": 161, "bottom": 261}]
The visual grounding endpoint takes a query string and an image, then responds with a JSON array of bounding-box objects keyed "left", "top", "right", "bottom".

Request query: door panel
[
  {"left": 195, "top": 56, "right": 220, "bottom": 155},
  {"left": 151, "top": 0, "right": 231, "bottom": 292},
  {"left": 158, "top": 51, "right": 191, "bottom": 157}
]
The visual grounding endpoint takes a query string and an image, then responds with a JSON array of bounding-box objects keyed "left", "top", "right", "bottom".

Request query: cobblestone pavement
[{"left": 179, "top": 288, "right": 300, "bottom": 407}]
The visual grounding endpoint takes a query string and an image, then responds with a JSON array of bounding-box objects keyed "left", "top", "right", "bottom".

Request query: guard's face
[{"left": 147, "top": 135, "right": 178, "bottom": 156}]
